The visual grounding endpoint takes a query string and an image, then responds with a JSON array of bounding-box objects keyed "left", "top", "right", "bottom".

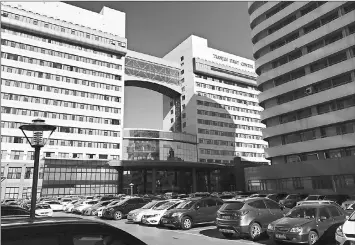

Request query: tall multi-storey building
[
  {"left": 246, "top": 2, "right": 355, "bottom": 194},
  {"left": 164, "top": 36, "right": 269, "bottom": 165},
  {"left": 0, "top": 2, "right": 127, "bottom": 198}
]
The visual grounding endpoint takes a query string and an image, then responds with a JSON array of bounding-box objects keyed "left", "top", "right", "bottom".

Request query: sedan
[
  {"left": 268, "top": 204, "right": 347, "bottom": 244},
  {"left": 35, "top": 204, "right": 53, "bottom": 217},
  {"left": 42, "top": 201, "right": 63, "bottom": 211},
  {"left": 127, "top": 200, "right": 169, "bottom": 223},
  {"left": 336, "top": 211, "right": 355, "bottom": 245},
  {"left": 141, "top": 200, "right": 183, "bottom": 226}
]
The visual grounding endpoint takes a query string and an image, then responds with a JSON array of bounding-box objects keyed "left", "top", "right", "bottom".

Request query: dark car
[
  {"left": 160, "top": 196, "right": 224, "bottom": 230},
  {"left": 267, "top": 193, "right": 288, "bottom": 203},
  {"left": 323, "top": 195, "right": 350, "bottom": 206},
  {"left": 267, "top": 204, "right": 347, "bottom": 245},
  {"left": 219, "top": 194, "right": 236, "bottom": 201},
  {"left": 100, "top": 195, "right": 122, "bottom": 201},
  {"left": 1, "top": 205, "right": 31, "bottom": 216},
  {"left": 191, "top": 192, "right": 211, "bottom": 198},
  {"left": 101, "top": 197, "right": 148, "bottom": 220},
  {"left": 215, "top": 197, "right": 288, "bottom": 240},
  {"left": 280, "top": 194, "right": 309, "bottom": 209},
  {"left": 2, "top": 216, "right": 147, "bottom": 245}
]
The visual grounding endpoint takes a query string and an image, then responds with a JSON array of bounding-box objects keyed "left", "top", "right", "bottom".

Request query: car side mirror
[
  {"left": 195, "top": 205, "right": 200, "bottom": 210},
  {"left": 319, "top": 216, "right": 327, "bottom": 222},
  {"left": 280, "top": 205, "right": 285, "bottom": 210}
]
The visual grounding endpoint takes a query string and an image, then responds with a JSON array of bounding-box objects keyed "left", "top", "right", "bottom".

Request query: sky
[{"left": 68, "top": 1, "right": 253, "bottom": 129}]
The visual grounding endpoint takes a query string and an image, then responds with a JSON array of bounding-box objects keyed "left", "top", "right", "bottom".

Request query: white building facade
[
  {"left": 164, "top": 36, "right": 269, "bottom": 165},
  {"left": 0, "top": 2, "right": 127, "bottom": 199}
]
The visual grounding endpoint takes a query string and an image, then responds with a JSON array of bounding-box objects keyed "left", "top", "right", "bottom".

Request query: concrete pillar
[
  {"left": 117, "top": 167, "right": 124, "bottom": 194},
  {"left": 192, "top": 168, "right": 197, "bottom": 193},
  {"left": 143, "top": 170, "right": 147, "bottom": 194},
  {"left": 151, "top": 168, "right": 156, "bottom": 194}
]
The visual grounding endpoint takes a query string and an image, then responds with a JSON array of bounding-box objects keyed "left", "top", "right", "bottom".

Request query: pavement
[{"left": 53, "top": 212, "right": 335, "bottom": 245}]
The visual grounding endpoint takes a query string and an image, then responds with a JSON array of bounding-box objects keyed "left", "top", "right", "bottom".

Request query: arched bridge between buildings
[{"left": 124, "top": 56, "right": 182, "bottom": 98}]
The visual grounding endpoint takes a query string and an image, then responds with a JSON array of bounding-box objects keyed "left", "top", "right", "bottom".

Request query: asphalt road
[{"left": 53, "top": 212, "right": 335, "bottom": 245}]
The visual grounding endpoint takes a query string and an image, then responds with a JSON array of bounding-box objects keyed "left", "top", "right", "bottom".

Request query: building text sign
[{"left": 213, "top": 54, "right": 254, "bottom": 69}]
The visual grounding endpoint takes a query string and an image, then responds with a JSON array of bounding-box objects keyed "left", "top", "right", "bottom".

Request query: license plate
[
  {"left": 98, "top": 211, "right": 102, "bottom": 217},
  {"left": 162, "top": 219, "right": 168, "bottom": 224},
  {"left": 275, "top": 233, "right": 286, "bottom": 239},
  {"left": 219, "top": 229, "right": 235, "bottom": 234}
]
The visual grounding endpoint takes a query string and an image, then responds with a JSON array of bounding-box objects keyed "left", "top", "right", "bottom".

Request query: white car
[
  {"left": 64, "top": 200, "right": 82, "bottom": 212},
  {"left": 35, "top": 204, "right": 53, "bottom": 217},
  {"left": 72, "top": 200, "right": 99, "bottom": 214},
  {"left": 42, "top": 201, "right": 63, "bottom": 211},
  {"left": 336, "top": 211, "right": 355, "bottom": 245},
  {"left": 97, "top": 200, "right": 123, "bottom": 217},
  {"left": 60, "top": 198, "right": 72, "bottom": 206},
  {"left": 141, "top": 200, "right": 183, "bottom": 226},
  {"left": 127, "top": 200, "right": 169, "bottom": 223}
]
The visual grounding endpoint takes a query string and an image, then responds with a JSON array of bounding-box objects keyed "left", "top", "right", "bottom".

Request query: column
[
  {"left": 117, "top": 167, "right": 124, "bottom": 194},
  {"left": 151, "top": 168, "right": 156, "bottom": 194},
  {"left": 192, "top": 168, "right": 197, "bottom": 193},
  {"left": 206, "top": 170, "right": 211, "bottom": 193},
  {"left": 143, "top": 170, "right": 147, "bottom": 194}
]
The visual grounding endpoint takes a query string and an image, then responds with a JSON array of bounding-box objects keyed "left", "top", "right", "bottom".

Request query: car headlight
[
  {"left": 172, "top": 213, "right": 183, "bottom": 217},
  {"left": 267, "top": 224, "right": 275, "bottom": 231},
  {"left": 290, "top": 227, "right": 302, "bottom": 233},
  {"left": 336, "top": 225, "right": 344, "bottom": 237}
]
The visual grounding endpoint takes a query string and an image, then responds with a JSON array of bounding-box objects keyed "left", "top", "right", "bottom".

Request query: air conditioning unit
[{"left": 305, "top": 87, "right": 313, "bottom": 95}]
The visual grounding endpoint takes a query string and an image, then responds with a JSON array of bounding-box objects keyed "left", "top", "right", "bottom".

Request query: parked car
[
  {"left": 268, "top": 203, "right": 347, "bottom": 244},
  {"left": 323, "top": 195, "right": 350, "bottom": 206},
  {"left": 341, "top": 195, "right": 355, "bottom": 210},
  {"left": 2, "top": 216, "right": 148, "bottom": 245},
  {"left": 266, "top": 193, "right": 288, "bottom": 203},
  {"left": 42, "top": 201, "right": 63, "bottom": 211},
  {"left": 218, "top": 194, "right": 236, "bottom": 201},
  {"left": 297, "top": 200, "right": 339, "bottom": 207},
  {"left": 216, "top": 197, "right": 288, "bottom": 240},
  {"left": 1, "top": 205, "right": 31, "bottom": 216},
  {"left": 250, "top": 194, "right": 268, "bottom": 198},
  {"left": 127, "top": 200, "right": 169, "bottom": 223},
  {"left": 101, "top": 197, "right": 148, "bottom": 220},
  {"left": 161, "top": 196, "right": 224, "bottom": 230},
  {"left": 336, "top": 210, "right": 355, "bottom": 245},
  {"left": 280, "top": 194, "right": 309, "bottom": 209},
  {"left": 34, "top": 204, "right": 53, "bottom": 217},
  {"left": 191, "top": 192, "right": 211, "bottom": 198},
  {"left": 141, "top": 200, "right": 183, "bottom": 226},
  {"left": 60, "top": 198, "right": 72, "bottom": 206},
  {"left": 64, "top": 200, "right": 81, "bottom": 212},
  {"left": 100, "top": 195, "right": 124, "bottom": 202},
  {"left": 296, "top": 195, "right": 325, "bottom": 206},
  {"left": 83, "top": 200, "right": 113, "bottom": 216},
  {"left": 97, "top": 200, "right": 124, "bottom": 217},
  {"left": 72, "top": 200, "right": 99, "bottom": 215},
  {"left": 344, "top": 203, "right": 355, "bottom": 215}
]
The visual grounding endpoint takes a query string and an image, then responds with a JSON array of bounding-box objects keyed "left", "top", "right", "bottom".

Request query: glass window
[
  {"left": 319, "top": 207, "right": 331, "bottom": 219},
  {"left": 249, "top": 200, "right": 266, "bottom": 209},
  {"left": 264, "top": 199, "right": 281, "bottom": 209}
]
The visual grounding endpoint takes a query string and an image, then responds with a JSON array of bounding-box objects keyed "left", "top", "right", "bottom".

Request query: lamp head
[{"left": 19, "top": 118, "right": 57, "bottom": 147}]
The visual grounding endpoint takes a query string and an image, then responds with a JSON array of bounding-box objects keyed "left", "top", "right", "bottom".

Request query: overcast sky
[{"left": 67, "top": 1, "right": 253, "bottom": 129}]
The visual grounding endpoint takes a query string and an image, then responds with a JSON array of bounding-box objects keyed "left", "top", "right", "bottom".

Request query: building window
[
  {"left": 183, "top": 122, "right": 186, "bottom": 128},
  {"left": 293, "top": 177, "right": 304, "bottom": 189},
  {"left": 99, "top": 154, "right": 108, "bottom": 159},
  {"left": 24, "top": 167, "right": 33, "bottom": 179},
  {"left": 312, "top": 176, "right": 333, "bottom": 189},
  {"left": 7, "top": 167, "right": 22, "bottom": 179},
  {"left": 171, "top": 118, "right": 174, "bottom": 123},
  {"left": 1, "top": 150, "right": 7, "bottom": 159},
  {"left": 10, "top": 150, "right": 24, "bottom": 160},
  {"left": 180, "top": 56, "right": 184, "bottom": 61},
  {"left": 5, "top": 187, "right": 19, "bottom": 199}
]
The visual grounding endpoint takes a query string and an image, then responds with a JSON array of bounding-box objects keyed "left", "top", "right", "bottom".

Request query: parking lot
[{"left": 54, "top": 212, "right": 336, "bottom": 245}]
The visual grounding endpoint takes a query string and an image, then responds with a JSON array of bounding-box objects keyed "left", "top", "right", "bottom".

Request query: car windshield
[
  {"left": 324, "top": 195, "right": 337, "bottom": 200},
  {"left": 175, "top": 201, "right": 196, "bottom": 209},
  {"left": 153, "top": 201, "right": 176, "bottom": 210},
  {"left": 306, "top": 196, "right": 319, "bottom": 201},
  {"left": 36, "top": 204, "right": 51, "bottom": 209},
  {"left": 258, "top": 194, "right": 267, "bottom": 197},
  {"left": 62, "top": 199, "right": 71, "bottom": 202},
  {"left": 220, "top": 202, "right": 245, "bottom": 211},
  {"left": 346, "top": 203, "right": 354, "bottom": 210},
  {"left": 144, "top": 201, "right": 167, "bottom": 209},
  {"left": 349, "top": 211, "right": 355, "bottom": 221},
  {"left": 286, "top": 207, "right": 317, "bottom": 219},
  {"left": 286, "top": 195, "right": 299, "bottom": 199}
]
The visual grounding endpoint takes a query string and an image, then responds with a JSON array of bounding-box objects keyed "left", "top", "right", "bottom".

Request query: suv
[
  {"left": 160, "top": 196, "right": 224, "bottom": 230},
  {"left": 216, "top": 197, "right": 288, "bottom": 240},
  {"left": 101, "top": 197, "right": 148, "bottom": 220},
  {"left": 266, "top": 193, "right": 288, "bottom": 203},
  {"left": 279, "top": 194, "right": 308, "bottom": 208},
  {"left": 2, "top": 216, "right": 147, "bottom": 245}
]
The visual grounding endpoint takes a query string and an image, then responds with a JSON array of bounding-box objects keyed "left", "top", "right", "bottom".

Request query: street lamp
[
  {"left": 129, "top": 183, "right": 134, "bottom": 196},
  {"left": 19, "top": 118, "right": 56, "bottom": 219}
]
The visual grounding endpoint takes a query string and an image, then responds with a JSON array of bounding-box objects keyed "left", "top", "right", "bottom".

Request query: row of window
[
  {"left": 248, "top": 174, "right": 355, "bottom": 192},
  {"left": 196, "top": 82, "right": 257, "bottom": 99},
  {"left": 1, "top": 10, "right": 125, "bottom": 47},
  {"left": 194, "top": 73, "right": 257, "bottom": 88},
  {"left": 256, "top": 2, "right": 355, "bottom": 59},
  {"left": 2, "top": 52, "right": 122, "bottom": 81},
  {"left": 197, "top": 109, "right": 261, "bottom": 123},
  {"left": 276, "top": 72, "right": 353, "bottom": 106},
  {"left": 1, "top": 65, "right": 121, "bottom": 91},
  {"left": 268, "top": 22, "right": 355, "bottom": 74},
  {"left": 196, "top": 100, "right": 261, "bottom": 115},
  {"left": 1, "top": 39, "right": 121, "bottom": 69},
  {"left": 197, "top": 91, "right": 258, "bottom": 107},
  {"left": 42, "top": 185, "right": 118, "bottom": 197},
  {"left": 1, "top": 79, "right": 122, "bottom": 102},
  {"left": 5, "top": 167, "right": 44, "bottom": 179},
  {"left": 1, "top": 136, "right": 120, "bottom": 149},
  {"left": 197, "top": 118, "right": 262, "bottom": 131},
  {"left": 1, "top": 27, "right": 122, "bottom": 61},
  {"left": 272, "top": 120, "right": 355, "bottom": 146},
  {"left": 1, "top": 93, "right": 121, "bottom": 114},
  {"left": 199, "top": 148, "right": 265, "bottom": 158},
  {"left": 1, "top": 106, "right": 121, "bottom": 125},
  {"left": 269, "top": 94, "right": 355, "bottom": 126},
  {"left": 2, "top": 121, "right": 121, "bottom": 138},
  {"left": 199, "top": 158, "right": 233, "bottom": 164},
  {"left": 198, "top": 128, "right": 263, "bottom": 140},
  {"left": 285, "top": 146, "right": 355, "bottom": 164},
  {"left": 198, "top": 138, "right": 267, "bottom": 149}
]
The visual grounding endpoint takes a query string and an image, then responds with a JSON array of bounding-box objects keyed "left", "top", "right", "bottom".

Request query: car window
[
  {"left": 216, "top": 200, "right": 224, "bottom": 206},
  {"left": 205, "top": 199, "right": 216, "bottom": 207},
  {"left": 319, "top": 207, "right": 331, "bottom": 219},
  {"left": 1, "top": 207, "right": 30, "bottom": 216},
  {"left": 248, "top": 200, "right": 266, "bottom": 209},
  {"left": 328, "top": 206, "right": 342, "bottom": 217},
  {"left": 196, "top": 200, "right": 207, "bottom": 208},
  {"left": 125, "top": 199, "right": 136, "bottom": 204},
  {"left": 264, "top": 199, "right": 281, "bottom": 209}
]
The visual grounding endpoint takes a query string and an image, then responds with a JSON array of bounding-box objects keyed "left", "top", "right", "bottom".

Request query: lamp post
[
  {"left": 19, "top": 118, "right": 56, "bottom": 219},
  {"left": 129, "top": 183, "right": 134, "bottom": 196}
]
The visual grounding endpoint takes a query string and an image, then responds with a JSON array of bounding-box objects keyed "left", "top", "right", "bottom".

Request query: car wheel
[
  {"left": 221, "top": 232, "right": 234, "bottom": 239},
  {"left": 249, "top": 222, "right": 262, "bottom": 241},
  {"left": 113, "top": 211, "right": 123, "bottom": 220},
  {"left": 308, "top": 231, "right": 318, "bottom": 245},
  {"left": 181, "top": 217, "right": 192, "bottom": 230}
]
